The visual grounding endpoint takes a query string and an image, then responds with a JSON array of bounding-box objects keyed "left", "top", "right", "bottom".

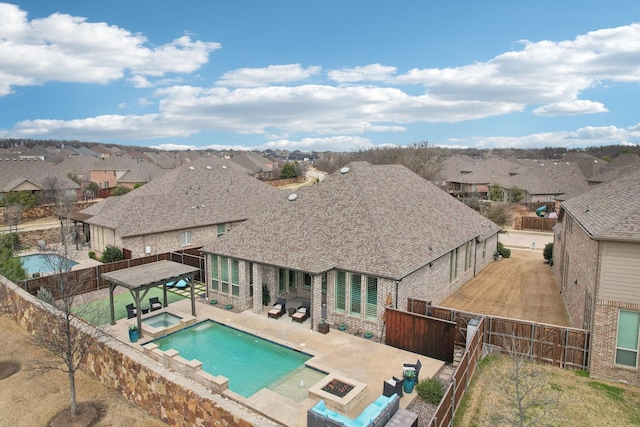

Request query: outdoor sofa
[{"left": 307, "top": 393, "right": 399, "bottom": 427}]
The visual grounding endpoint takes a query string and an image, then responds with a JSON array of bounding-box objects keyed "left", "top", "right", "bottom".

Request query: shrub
[
  {"left": 543, "top": 242, "right": 553, "bottom": 263},
  {"left": 88, "top": 251, "right": 96, "bottom": 259},
  {"left": 101, "top": 245, "right": 123, "bottom": 263},
  {"left": 37, "top": 286, "right": 55, "bottom": 305},
  {"left": 417, "top": 377, "right": 444, "bottom": 404},
  {"left": 496, "top": 242, "right": 511, "bottom": 258}
]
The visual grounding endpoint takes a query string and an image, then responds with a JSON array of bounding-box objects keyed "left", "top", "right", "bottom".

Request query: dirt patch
[
  {"left": 0, "top": 360, "right": 20, "bottom": 380},
  {"left": 48, "top": 401, "right": 105, "bottom": 427},
  {"left": 441, "top": 248, "right": 571, "bottom": 326},
  {"left": 0, "top": 316, "right": 167, "bottom": 427}
]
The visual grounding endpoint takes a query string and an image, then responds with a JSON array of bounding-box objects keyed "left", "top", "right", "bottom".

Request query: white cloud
[
  {"left": 394, "top": 23, "right": 640, "bottom": 107},
  {"left": 446, "top": 123, "right": 640, "bottom": 149},
  {"left": 259, "top": 136, "right": 374, "bottom": 152},
  {"left": 533, "top": 100, "right": 608, "bottom": 116},
  {"left": 328, "top": 64, "right": 397, "bottom": 83},
  {"left": 0, "top": 4, "right": 219, "bottom": 95},
  {"left": 216, "top": 64, "right": 321, "bottom": 87}
]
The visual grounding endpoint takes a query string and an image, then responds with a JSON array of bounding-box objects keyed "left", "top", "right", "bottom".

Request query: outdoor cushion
[
  {"left": 373, "top": 395, "right": 389, "bottom": 406},
  {"left": 313, "top": 400, "right": 326, "bottom": 413},
  {"left": 298, "top": 307, "right": 307, "bottom": 313},
  {"left": 273, "top": 304, "right": 282, "bottom": 310}
]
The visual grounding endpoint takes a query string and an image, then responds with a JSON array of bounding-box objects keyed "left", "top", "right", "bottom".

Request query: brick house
[
  {"left": 553, "top": 171, "right": 640, "bottom": 386},
  {"left": 201, "top": 162, "right": 501, "bottom": 335},
  {"left": 83, "top": 157, "right": 281, "bottom": 258}
]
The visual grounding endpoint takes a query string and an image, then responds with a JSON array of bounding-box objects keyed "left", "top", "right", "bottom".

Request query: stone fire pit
[{"left": 308, "top": 373, "right": 367, "bottom": 413}]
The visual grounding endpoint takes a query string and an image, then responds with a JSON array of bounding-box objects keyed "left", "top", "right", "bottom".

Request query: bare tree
[
  {"left": 29, "top": 193, "right": 105, "bottom": 419},
  {"left": 2, "top": 203, "right": 24, "bottom": 234},
  {"left": 481, "top": 332, "right": 563, "bottom": 426},
  {"left": 41, "top": 176, "right": 62, "bottom": 204}
]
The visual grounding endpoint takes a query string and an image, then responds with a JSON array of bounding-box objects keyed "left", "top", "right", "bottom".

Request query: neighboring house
[
  {"left": 553, "top": 171, "right": 640, "bottom": 386},
  {"left": 88, "top": 156, "right": 164, "bottom": 190},
  {"left": 0, "top": 158, "right": 80, "bottom": 203},
  {"left": 201, "top": 162, "right": 501, "bottom": 335},
  {"left": 229, "top": 152, "right": 277, "bottom": 179},
  {"left": 83, "top": 157, "right": 281, "bottom": 259}
]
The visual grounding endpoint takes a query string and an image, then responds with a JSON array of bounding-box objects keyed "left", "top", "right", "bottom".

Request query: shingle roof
[
  {"left": 202, "top": 162, "right": 501, "bottom": 279},
  {"left": 0, "top": 158, "right": 80, "bottom": 192},
  {"left": 562, "top": 170, "right": 640, "bottom": 241},
  {"left": 85, "top": 157, "right": 281, "bottom": 237}
]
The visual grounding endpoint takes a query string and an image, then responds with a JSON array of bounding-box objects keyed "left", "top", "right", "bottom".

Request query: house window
[
  {"left": 350, "top": 274, "right": 362, "bottom": 316},
  {"left": 180, "top": 230, "right": 192, "bottom": 246},
  {"left": 322, "top": 273, "right": 327, "bottom": 293},
  {"left": 231, "top": 259, "right": 239, "bottom": 296},
  {"left": 482, "top": 240, "right": 487, "bottom": 259},
  {"left": 365, "top": 277, "right": 378, "bottom": 320},
  {"left": 289, "top": 270, "right": 296, "bottom": 290},
  {"left": 336, "top": 270, "right": 378, "bottom": 319},
  {"left": 303, "top": 273, "right": 312, "bottom": 289},
  {"left": 217, "top": 223, "right": 225, "bottom": 237},
  {"left": 449, "top": 249, "right": 458, "bottom": 282},
  {"left": 279, "top": 268, "right": 286, "bottom": 292},
  {"left": 211, "top": 256, "right": 238, "bottom": 296},
  {"left": 335, "top": 271, "right": 346, "bottom": 313},
  {"left": 464, "top": 241, "right": 473, "bottom": 271},
  {"left": 211, "top": 255, "right": 219, "bottom": 291},
  {"left": 616, "top": 310, "right": 640, "bottom": 368},
  {"left": 220, "top": 256, "right": 230, "bottom": 293}
]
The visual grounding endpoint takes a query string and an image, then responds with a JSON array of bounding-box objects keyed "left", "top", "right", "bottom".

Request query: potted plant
[
  {"left": 225, "top": 303, "right": 233, "bottom": 310},
  {"left": 338, "top": 323, "right": 347, "bottom": 331},
  {"left": 402, "top": 368, "right": 416, "bottom": 393},
  {"left": 210, "top": 299, "right": 218, "bottom": 305},
  {"left": 128, "top": 324, "right": 139, "bottom": 343},
  {"left": 364, "top": 331, "right": 373, "bottom": 339}
]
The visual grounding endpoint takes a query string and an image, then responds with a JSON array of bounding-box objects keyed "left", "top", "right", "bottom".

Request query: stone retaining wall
[{"left": 0, "top": 276, "right": 277, "bottom": 427}]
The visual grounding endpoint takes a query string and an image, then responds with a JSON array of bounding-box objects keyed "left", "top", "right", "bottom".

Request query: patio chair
[
  {"left": 175, "top": 280, "right": 188, "bottom": 289},
  {"left": 268, "top": 297, "right": 286, "bottom": 319},
  {"left": 383, "top": 376, "right": 404, "bottom": 398},
  {"left": 149, "top": 297, "right": 162, "bottom": 312},
  {"left": 125, "top": 303, "right": 137, "bottom": 319},
  {"left": 292, "top": 301, "right": 311, "bottom": 323},
  {"left": 403, "top": 359, "right": 422, "bottom": 382}
]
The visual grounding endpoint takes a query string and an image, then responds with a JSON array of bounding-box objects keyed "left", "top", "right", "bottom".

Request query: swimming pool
[
  {"left": 20, "top": 253, "right": 78, "bottom": 275},
  {"left": 152, "top": 320, "right": 325, "bottom": 398}
]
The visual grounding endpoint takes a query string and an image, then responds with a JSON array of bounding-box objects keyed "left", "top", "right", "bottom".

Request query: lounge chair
[
  {"left": 149, "top": 297, "right": 162, "bottom": 312},
  {"left": 125, "top": 303, "right": 137, "bottom": 319},
  {"left": 268, "top": 297, "right": 286, "bottom": 319},
  {"left": 175, "top": 280, "right": 188, "bottom": 289},
  {"left": 383, "top": 376, "right": 404, "bottom": 398},
  {"left": 403, "top": 359, "right": 422, "bottom": 382},
  {"left": 292, "top": 301, "right": 311, "bottom": 323}
]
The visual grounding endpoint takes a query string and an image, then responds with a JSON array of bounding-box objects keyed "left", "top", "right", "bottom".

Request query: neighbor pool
[
  {"left": 152, "top": 320, "right": 325, "bottom": 398},
  {"left": 20, "top": 253, "right": 78, "bottom": 275}
]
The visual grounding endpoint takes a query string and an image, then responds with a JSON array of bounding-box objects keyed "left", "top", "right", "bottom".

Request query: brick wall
[{"left": 0, "top": 277, "right": 276, "bottom": 427}]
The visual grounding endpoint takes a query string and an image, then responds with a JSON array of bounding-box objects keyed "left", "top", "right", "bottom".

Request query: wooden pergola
[{"left": 101, "top": 260, "right": 200, "bottom": 338}]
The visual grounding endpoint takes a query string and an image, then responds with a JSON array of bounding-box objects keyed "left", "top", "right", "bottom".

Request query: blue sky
[{"left": 1, "top": 1, "right": 640, "bottom": 152}]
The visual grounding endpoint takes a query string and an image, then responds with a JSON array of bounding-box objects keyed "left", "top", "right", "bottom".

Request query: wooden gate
[{"left": 385, "top": 307, "right": 456, "bottom": 363}]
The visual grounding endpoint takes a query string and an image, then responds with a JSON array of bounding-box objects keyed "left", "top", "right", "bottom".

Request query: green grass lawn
[{"left": 74, "top": 287, "right": 187, "bottom": 326}]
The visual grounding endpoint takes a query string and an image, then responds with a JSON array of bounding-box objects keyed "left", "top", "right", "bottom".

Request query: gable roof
[
  {"left": 85, "top": 157, "right": 281, "bottom": 237},
  {"left": 0, "top": 158, "right": 80, "bottom": 192},
  {"left": 202, "top": 161, "right": 501, "bottom": 280},
  {"left": 561, "top": 170, "right": 640, "bottom": 242}
]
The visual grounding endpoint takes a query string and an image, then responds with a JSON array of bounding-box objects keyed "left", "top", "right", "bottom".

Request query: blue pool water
[
  {"left": 20, "top": 253, "right": 78, "bottom": 275},
  {"left": 152, "top": 320, "right": 313, "bottom": 397},
  {"left": 143, "top": 312, "right": 182, "bottom": 328}
]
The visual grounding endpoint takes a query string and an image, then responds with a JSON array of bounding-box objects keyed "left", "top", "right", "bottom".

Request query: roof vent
[
  {"left": 188, "top": 166, "right": 195, "bottom": 170},
  {"left": 340, "top": 166, "right": 350, "bottom": 174},
  {"left": 222, "top": 165, "right": 228, "bottom": 169},
  {"left": 288, "top": 193, "right": 298, "bottom": 202},
  {"left": 206, "top": 165, "right": 212, "bottom": 170}
]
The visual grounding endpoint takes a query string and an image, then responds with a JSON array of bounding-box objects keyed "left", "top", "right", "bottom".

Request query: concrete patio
[{"left": 105, "top": 297, "right": 444, "bottom": 426}]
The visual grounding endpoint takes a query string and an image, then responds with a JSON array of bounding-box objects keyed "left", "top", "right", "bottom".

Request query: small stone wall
[{"left": 0, "top": 276, "right": 276, "bottom": 427}]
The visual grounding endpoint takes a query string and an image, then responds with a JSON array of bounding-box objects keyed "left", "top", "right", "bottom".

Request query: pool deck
[{"left": 105, "top": 298, "right": 445, "bottom": 427}]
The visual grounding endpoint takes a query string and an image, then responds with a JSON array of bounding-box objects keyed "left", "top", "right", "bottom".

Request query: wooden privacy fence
[
  {"left": 520, "top": 216, "right": 557, "bottom": 232},
  {"left": 408, "top": 298, "right": 590, "bottom": 370},
  {"left": 19, "top": 248, "right": 205, "bottom": 298}
]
